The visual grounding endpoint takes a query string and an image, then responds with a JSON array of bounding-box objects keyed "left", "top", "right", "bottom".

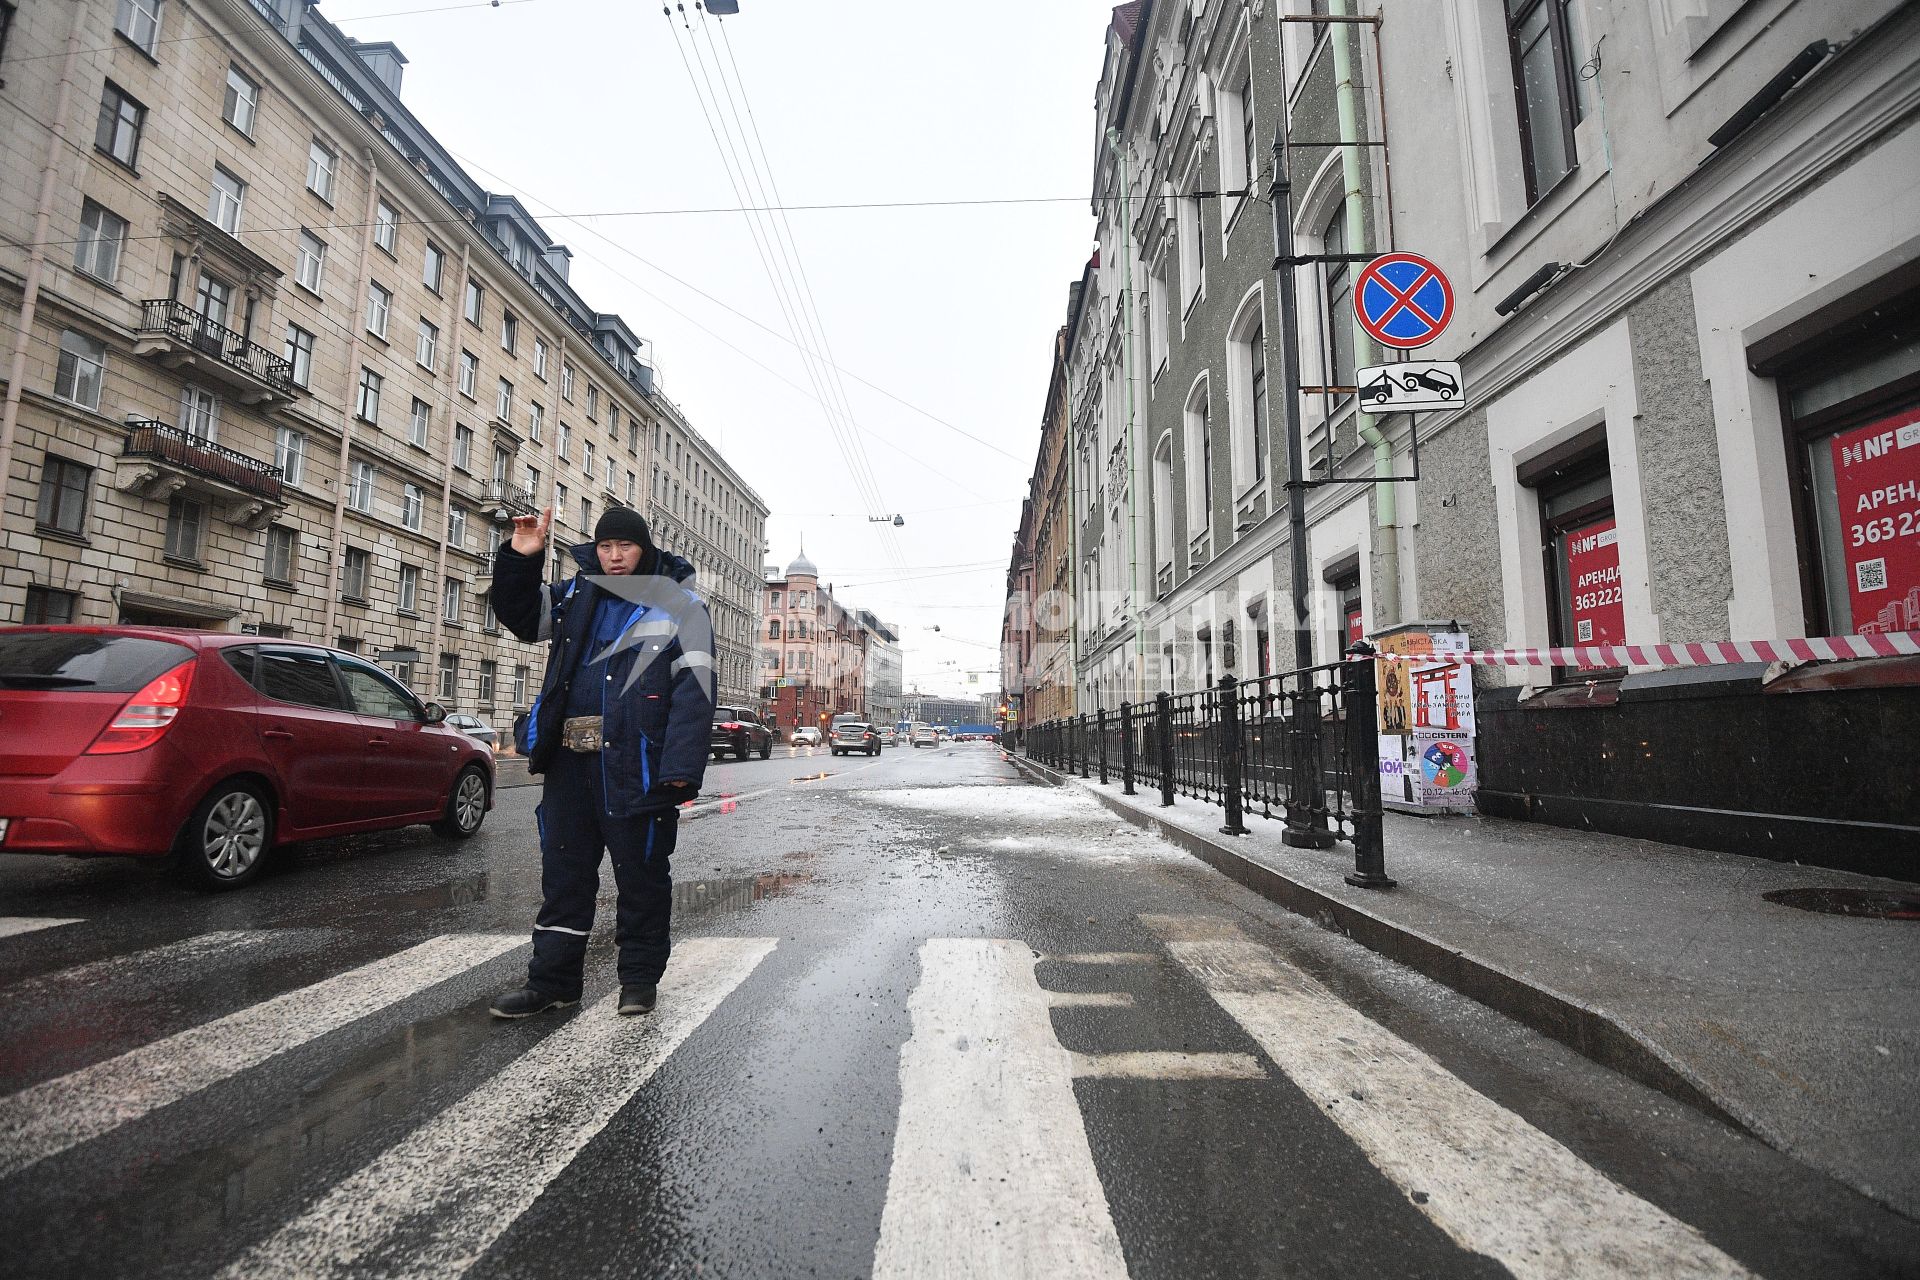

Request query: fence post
[
  {"left": 1342, "top": 658, "right": 1395, "bottom": 889},
  {"left": 1156, "top": 691, "right": 1175, "bottom": 807},
  {"left": 1079, "top": 713, "right": 1091, "bottom": 778},
  {"left": 1283, "top": 670, "right": 1336, "bottom": 849},
  {"left": 1216, "top": 675, "right": 1247, "bottom": 836},
  {"left": 1120, "top": 701, "right": 1137, "bottom": 795},
  {"left": 1097, "top": 707, "right": 1109, "bottom": 785}
]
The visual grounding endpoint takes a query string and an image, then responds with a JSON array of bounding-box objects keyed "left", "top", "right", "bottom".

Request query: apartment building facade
[
  {"left": 758, "top": 547, "right": 898, "bottom": 735},
  {"left": 0, "top": 0, "right": 768, "bottom": 717},
  {"left": 1029, "top": 0, "right": 1918, "bottom": 869}
]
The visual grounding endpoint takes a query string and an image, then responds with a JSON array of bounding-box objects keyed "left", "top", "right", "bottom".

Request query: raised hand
[{"left": 509, "top": 506, "right": 552, "bottom": 556}]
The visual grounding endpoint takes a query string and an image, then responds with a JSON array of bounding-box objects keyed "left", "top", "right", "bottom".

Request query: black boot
[
  {"left": 618, "top": 984, "right": 657, "bottom": 1015},
  {"left": 490, "top": 986, "right": 578, "bottom": 1019}
]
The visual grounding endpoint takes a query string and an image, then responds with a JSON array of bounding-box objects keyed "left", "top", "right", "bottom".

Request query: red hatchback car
[{"left": 0, "top": 627, "right": 493, "bottom": 889}]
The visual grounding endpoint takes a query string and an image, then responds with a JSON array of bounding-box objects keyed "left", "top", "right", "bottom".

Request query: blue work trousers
[{"left": 527, "top": 748, "right": 676, "bottom": 998}]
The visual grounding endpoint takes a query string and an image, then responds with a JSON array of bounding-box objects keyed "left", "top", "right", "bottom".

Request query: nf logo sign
[{"left": 1354, "top": 253, "right": 1454, "bottom": 350}]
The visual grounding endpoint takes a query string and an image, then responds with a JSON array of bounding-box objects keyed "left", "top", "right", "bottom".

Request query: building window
[
  {"left": 115, "top": 0, "right": 162, "bottom": 54},
  {"left": 193, "top": 271, "right": 232, "bottom": 328},
  {"left": 416, "top": 318, "right": 438, "bottom": 371},
  {"left": 222, "top": 65, "right": 258, "bottom": 136},
  {"left": 275, "top": 427, "right": 307, "bottom": 486},
  {"left": 483, "top": 594, "right": 498, "bottom": 632},
  {"left": 528, "top": 401, "right": 543, "bottom": 442},
  {"left": 1151, "top": 433, "right": 1174, "bottom": 573},
  {"left": 501, "top": 311, "right": 518, "bottom": 354},
  {"left": 626, "top": 470, "right": 637, "bottom": 504},
  {"left": 1184, "top": 379, "right": 1212, "bottom": 542},
  {"left": 24, "top": 585, "right": 78, "bottom": 625},
  {"left": 296, "top": 230, "right": 326, "bottom": 293},
  {"left": 584, "top": 441, "right": 596, "bottom": 478},
  {"left": 438, "top": 652, "right": 458, "bottom": 700},
  {"left": 464, "top": 280, "right": 483, "bottom": 325},
  {"left": 1523, "top": 437, "right": 1620, "bottom": 668},
  {"left": 408, "top": 398, "right": 431, "bottom": 448},
  {"left": 442, "top": 576, "right": 462, "bottom": 624},
  {"left": 447, "top": 505, "right": 467, "bottom": 548},
  {"left": 1782, "top": 322, "right": 1920, "bottom": 636},
  {"left": 1178, "top": 188, "right": 1202, "bottom": 312},
  {"left": 349, "top": 461, "right": 375, "bottom": 513},
  {"left": 558, "top": 421, "right": 571, "bottom": 461},
  {"left": 265, "top": 525, "right": 296, "bottom": 584},
  {"left": 36, "top": 456, "right": 91, "bottom": 536},
  {"left": 164, "top": 494, "right": 204, "bottom": 562},
  {"left": 306, "top": 138, "right": 337, "bottom": 202},
  {"left": 561, "top": 362, "right": 575, "bottom": 401},
  {"left": 283, "top": 325, "right": 314, "bottom": 388},
  {"left": 401, "top": 482, "right": 424, "bottom": 531},
  {"left": 95, "top": 82, "right": 145, "bottom": 169},
  {"left": 356, "top": 368, "right": 382, "bottom": 424},
  {"left": 75, "top": 200, "right": 128, "bottom": 283},
  {"left": 459, "top": 349, "right": 478, "bottom": 398},
  {"left": 477, "top": 659, "right": 496, "bottom": 702},
  {"left": 1322, "top": 203, "right": 1356, "bottom": 397},
  {"left": 397, "top": 563, "right": 419, "bottom": 613},
  {"left": 512, "top": 664, "right": 529, "bottom": 704},
  {"left": 54, "top": 330, "right": 106, "bottom": 410},
  {"left": 496, "top": 378, "right": 513, "bottom": 421},
  {"left": 374, "top": 200, "right": 398, "bottom": 254},
  {"left": 178, "top": 385, "right": 218, "bottom": 441},
  {"left": 365, "top": 282, "right": 392, "bottom": 339},
  {"left": 423, "top": 241, "right": 445, "bottom": 293},
  {"left": 586, "top": 383, "right": 599, "bottom": 421},
  {"left": 492, "top": 446, "right": 511, "bottom": 483},
  {"left": 581, "top": 497, "right": 593, "bottom": 533},
  {"left": 533, "top": 337, "right": 548, "bottom": 379},
  {"left": 769, "top": 619, "right": 781, "bottom": 639},
  {"left": 454, "top": 424, "right": 475, "bottom": 472},
  {"left": 1148, "top": 257, "right": 1170, "bottom": 374},
  {"left": 342, "top": 547, "right": 370, "bottom": 600},
  {"left": 1506, "top": 0, "right": 1585, "bottom": 205}
]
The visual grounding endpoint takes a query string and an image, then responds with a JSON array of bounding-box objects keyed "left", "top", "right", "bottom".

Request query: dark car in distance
[
  {"left": 710, "top": 706, "right": 774, "bottom": 760},
  {"left": 0, "top": 627, "right": 493, "bottom": 890}
]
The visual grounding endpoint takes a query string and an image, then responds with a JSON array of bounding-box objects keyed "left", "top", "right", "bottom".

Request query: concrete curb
[{"left": 1009, "top": 753, "right": 1754, "bottom": 1138}]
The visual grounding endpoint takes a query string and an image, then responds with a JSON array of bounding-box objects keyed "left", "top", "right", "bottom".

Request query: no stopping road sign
[{"left": 1355, "top": 252, "right": 1454, "bottom": 350}]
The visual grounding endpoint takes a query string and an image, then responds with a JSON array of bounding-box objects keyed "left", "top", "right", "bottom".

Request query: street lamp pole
[{"left": 1269, "top": 122, "right": 1317, "bottom": 671}]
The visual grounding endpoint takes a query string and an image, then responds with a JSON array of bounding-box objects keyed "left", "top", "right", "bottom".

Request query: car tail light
[
  {"left": 720, "top": 721, "right": 742, "bottom": 730},
  {"left": 85, "top": 659, "right": 197, "bottom": 755}
]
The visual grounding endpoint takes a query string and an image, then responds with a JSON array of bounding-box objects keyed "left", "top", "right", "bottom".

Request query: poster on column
[
  {"left": 1373, "top": 625, "right": 1477, "bottom": 811},
  {"left": 1829, "top": 405, "right": 1920, "bottom": 634}
]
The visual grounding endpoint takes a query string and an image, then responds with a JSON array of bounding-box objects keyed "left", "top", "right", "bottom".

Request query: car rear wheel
[
  {"left": 759, "top": 739, "right": 771, "bottom": 759},
  {"left": 432, "top": 765, "right": 489, "bottom": 840},
  {"left": 735, "top": 738, "right": 750, "bottom": 761},
  {"left": 176, "top": 781, "right": 273, "bottom": 891}
]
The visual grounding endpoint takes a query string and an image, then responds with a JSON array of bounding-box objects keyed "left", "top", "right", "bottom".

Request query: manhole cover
[{"left": 1762, "top": 887, "right": 1920, "bottom": 920}]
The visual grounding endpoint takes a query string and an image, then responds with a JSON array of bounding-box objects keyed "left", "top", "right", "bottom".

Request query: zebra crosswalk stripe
[
  {"left": 0, "top": 917, "right": 85, "bottom": 940},
  {"left": 1142, "top": 915, "right": 1754, "bottom": 1280},
  {"left": 7, "top": 929, "right": 305, "bottom": 1000},
  {"left": 873, "top": 938, "right": 1129, "bottom": 1280},
  {"left": 218, "top": 935, "right": 777, "bottom": 1280},
  {"left": 0, "top": 933, "right": 523, "bottom": 1179}
]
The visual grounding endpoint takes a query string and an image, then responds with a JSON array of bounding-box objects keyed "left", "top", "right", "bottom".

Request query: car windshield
[
  {"left": 713, "top": 707, "right": 749, "bottom": 722},
  {"left": 0, "top": 631, "right": 193, "bottom": 691}
]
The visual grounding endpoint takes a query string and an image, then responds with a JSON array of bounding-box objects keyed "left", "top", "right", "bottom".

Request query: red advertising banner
[
  {"left": 1345, "top": 603, "right": 1365, "bottom": 648},
  {"left": 1830, "top": 406, "right": 1920, "bottom": 634},
  {"left": 1563, "top": 516, "right": 1624, "bottom": 645}
]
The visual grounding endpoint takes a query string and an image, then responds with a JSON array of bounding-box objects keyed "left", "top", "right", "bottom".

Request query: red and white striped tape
[{"left": 1372, "top": 631, "right": 1920, "bottom": 668}]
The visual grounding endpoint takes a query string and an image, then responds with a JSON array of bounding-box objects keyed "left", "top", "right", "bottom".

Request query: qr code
[
  {"left": 1856, "top": 557, "right": 1888, "bottom": 593},
  {"left": 1576, "top": 619, "right": 1594, "bottom": 642}
]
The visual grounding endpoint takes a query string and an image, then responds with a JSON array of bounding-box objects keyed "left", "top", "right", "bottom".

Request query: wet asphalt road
[{"left": 1, "top": 743, "right": 1915, "bottom": 1279}]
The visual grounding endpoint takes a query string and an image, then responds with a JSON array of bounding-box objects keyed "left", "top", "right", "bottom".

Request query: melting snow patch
[{"left": 866, "top": 785, "right": 1110, "bottom": 824}]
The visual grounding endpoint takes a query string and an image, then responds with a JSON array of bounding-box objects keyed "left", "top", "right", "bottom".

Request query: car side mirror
[{"left": 423, "top": 701, "right": 448, "bottom": 725}]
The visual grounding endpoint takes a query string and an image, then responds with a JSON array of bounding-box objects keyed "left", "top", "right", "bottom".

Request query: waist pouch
[{"left": 560, "top": 715, "right": 605, "bottom": 753}]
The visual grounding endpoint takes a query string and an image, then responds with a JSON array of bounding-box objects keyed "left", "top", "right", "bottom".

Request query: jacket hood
[{"left": 568, "top": 540, "right": 697, "bottom": 584}]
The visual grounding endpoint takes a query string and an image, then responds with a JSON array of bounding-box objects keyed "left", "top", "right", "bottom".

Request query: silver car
[{"left": 444, "top": 713, "right": 499, "bottom": 750}]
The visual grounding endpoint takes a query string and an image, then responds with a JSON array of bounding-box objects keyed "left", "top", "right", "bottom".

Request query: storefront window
[{"left": 1521, "top": 432, "right": 1621, "bottom": 680}]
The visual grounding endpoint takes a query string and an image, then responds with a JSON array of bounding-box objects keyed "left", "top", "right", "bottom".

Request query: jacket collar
[{"left": 567, "top": 541, "right": 697, "bottom": 584}]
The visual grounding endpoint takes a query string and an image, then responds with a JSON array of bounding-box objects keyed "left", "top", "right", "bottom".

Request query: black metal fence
[{"left": 1020, "top": 658, "right": 1393, "bottom": 889}]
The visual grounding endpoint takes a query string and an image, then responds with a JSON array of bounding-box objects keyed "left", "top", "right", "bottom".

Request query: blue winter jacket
[{"left": 492, "top": 540, "right": 714, "bottom": 816}]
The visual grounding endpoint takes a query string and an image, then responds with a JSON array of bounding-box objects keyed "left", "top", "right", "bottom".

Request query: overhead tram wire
[
  {"left": 698, "top": 5, "right": 901, "bottom": 559},
  {"left": 436, "top": 149, "right": 1001, "bottom": 505},
  {"left": 664, "top": 5, "right": 902, "bottom": 569},
  {"left": 678, "top": 4, "right": 903, "bottom": 569}
]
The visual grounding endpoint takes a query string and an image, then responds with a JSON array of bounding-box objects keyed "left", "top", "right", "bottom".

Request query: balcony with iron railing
[
  {"left": 133, "top": 300, "right": 296, "bottom": 403},
  {"left": 485, "top": 478, "right": 539, "bottom": 521},
  {"left": 117, "top": 420, "right": 285, "bottom": 530}
]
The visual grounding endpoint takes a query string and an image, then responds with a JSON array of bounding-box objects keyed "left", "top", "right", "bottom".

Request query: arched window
[
  {"left": 1152, "top": 432, "right": 1175, "bottom": 574},
  {"left": 1323, "top": 203, "right": 1356, "bottom": 400},
  {"left": 1225, "top": 288, "right": 1269, "bottom": 494},
  {"left": 1183, "top": 376, "right": 1212, "bottom": 549}
]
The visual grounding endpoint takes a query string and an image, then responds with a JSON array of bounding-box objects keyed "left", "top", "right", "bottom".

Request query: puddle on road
[{"left": 673, "top": 871, "right": 812, "bottom": 919}]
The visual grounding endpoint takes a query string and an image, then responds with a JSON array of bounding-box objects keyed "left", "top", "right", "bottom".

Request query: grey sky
[{"left": 313, "top": 0, "right": 1116, "bottom": 699}]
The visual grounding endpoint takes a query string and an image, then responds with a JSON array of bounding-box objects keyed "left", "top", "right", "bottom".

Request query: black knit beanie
[{"left": 592, "top": 506, "right": 653, "bottom": 548}]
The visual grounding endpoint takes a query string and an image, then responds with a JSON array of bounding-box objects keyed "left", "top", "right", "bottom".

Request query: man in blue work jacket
[{"left": 487, "top": 504, "right": 714, "bottom": 1018}]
